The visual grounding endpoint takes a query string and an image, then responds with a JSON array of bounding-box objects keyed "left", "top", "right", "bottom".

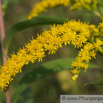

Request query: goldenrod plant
[
  {"left": 28, "top": 0, "right": 97, "bottom": 19},
  {"left": 0, "top": 0, "right": 103, "bottom": 103}
]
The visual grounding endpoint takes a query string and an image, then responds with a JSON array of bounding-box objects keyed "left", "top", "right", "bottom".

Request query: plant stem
[
  {"left": 0, "top": 0, "right": 11, "bottom": 103},
  {"left": 0, "top": 2, "right": 6, "bottom": 63}
]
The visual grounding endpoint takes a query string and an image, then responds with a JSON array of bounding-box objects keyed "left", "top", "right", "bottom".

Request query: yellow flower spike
[
  {"left": 71, "top": 42, "right": 96, "bottom": 75},
  {"left": 28, "top": 0, "right": 71, "bottom": 19},
  {"left": 78, "top": 49, "right": 90, "bottom": 62},
  {"left": 0, "top": 20, "right": 102, "bottom": 89},
  {"left": 28, "top": 0, "right": 97, "bottom": 19}
]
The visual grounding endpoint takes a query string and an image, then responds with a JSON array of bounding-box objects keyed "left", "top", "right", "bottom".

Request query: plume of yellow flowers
[
  {"left": 28, "top": 0, "right": 97, "bottom": 19},
  {"left": 71, "top": 0, "right": 97, "bottom": 10},
  {"left": 0, "top": 20, "right": 103, "bottom": 90}
]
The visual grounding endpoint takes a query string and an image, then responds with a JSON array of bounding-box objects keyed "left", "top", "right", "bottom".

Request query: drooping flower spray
[{"left": 0, "top": 19, "right": 103, "bottom": 90}]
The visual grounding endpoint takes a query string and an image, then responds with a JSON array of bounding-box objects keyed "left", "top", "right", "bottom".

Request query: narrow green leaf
[
  {"left": 88, "top": 62, "right": 102, "bottom": 69},
  {"left": 5, "top": 16, "right": 69, "bottom": 51},
  {"left": 18, "top": 58, "right": 74, "bottom": 84},
  {"left": 12, "top": 86, "right": 34, "bottom": 103},
  {"left": 84, "top": 79, "right": 103, "bottom": 86},
  {"left": 11, "top": 83, "right": 27, "bottom": 103},
  {"left": 0, "top": 89, "right": 5, "bottom": 103},
  {"left": 18, "top": 58, "right": 101, "bottom": 84},
  {"left": 16, "top": 87, "right": 34, "bottom": 103},
  {"left": 12, "top": 58, "right": 101, "bottom": 102}
]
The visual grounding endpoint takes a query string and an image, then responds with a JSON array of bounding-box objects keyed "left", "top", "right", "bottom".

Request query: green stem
[{"left": 0, "top": 0, "right": 11, "bottom": 103}]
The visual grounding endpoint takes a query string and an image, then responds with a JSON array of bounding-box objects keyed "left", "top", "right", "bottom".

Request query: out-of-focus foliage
[{"left": 0, "top": 0, "right": 103, "bottom": 103}]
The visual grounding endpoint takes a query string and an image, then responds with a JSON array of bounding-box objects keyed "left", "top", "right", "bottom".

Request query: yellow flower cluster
[
  {"left": 28, "top": 0, "right": 97, "bottom": 19},
  {"left": 71, "top": 0, "right": 97, "bottom": 10},
  {"left": 71, "top": 23, "right": 103, "bottom": 81},
  {"left": 28, "top": 0, "right": 70, "bottom": 19},
  {"left": 0, "top": 20, "right": 103, "bottom": 90}
]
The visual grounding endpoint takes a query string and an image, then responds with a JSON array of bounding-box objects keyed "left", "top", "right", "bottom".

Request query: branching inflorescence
[
  {"left": 28, "top": 0, "right": 97, "bottom": 19},
  {"left": 0, "top": 20, "right": 103, "bottom": 90}
]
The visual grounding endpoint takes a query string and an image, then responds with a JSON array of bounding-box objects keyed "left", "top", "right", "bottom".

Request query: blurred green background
[{"left": 1, "top": 0, "right": 103, "bottom": 103}]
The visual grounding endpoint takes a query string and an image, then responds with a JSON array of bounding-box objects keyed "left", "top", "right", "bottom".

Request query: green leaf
[
  {"left": 5, "top": 16, "right": 69, "bottom": 51},
  {"left": 0, "top": 89, "right": 6, "bottom": 103},
  {"left": 88, "top": 62, "right": 102, "bottom": 69},
  {"left": 19, "top": 58, "right": 101, "bottom": 84},
  {"left": 18, "top": 58, "right": 73, "bottom": 84},
  {"left": 11, "top": 58, "right": 72, "bottom": 102},
  {"left": 84, "top": 79, "right": 103, "bottom": 86},
  {"left": 11, "top": 58, "right": 101, "bottom": 102},
  {"left": 11, "top": 83, "right": 28, "bottom": 103},
  {"left": 16, "top": 87, "right": 34, "bottom": 103}
]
